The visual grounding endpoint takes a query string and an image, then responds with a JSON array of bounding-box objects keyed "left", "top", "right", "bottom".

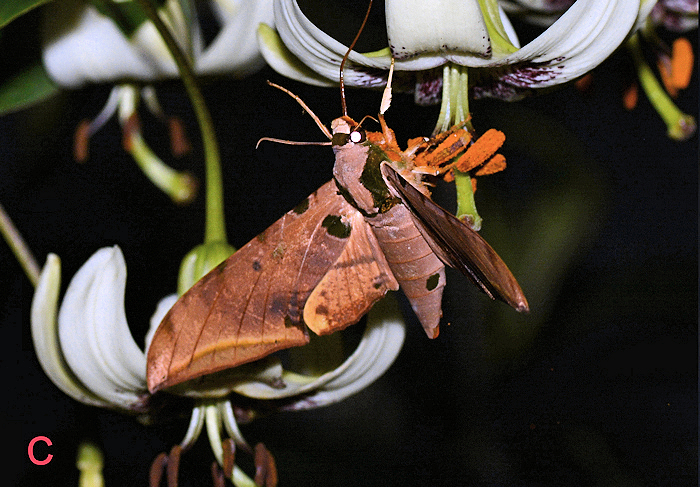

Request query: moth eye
[{"left": 350, "top": 129, "right": 366, "bottom": 144}]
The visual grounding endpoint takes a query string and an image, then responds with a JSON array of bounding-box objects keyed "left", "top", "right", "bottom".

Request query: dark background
[{"left": 2, "top": 5, "right": 697, "bottom": 486}]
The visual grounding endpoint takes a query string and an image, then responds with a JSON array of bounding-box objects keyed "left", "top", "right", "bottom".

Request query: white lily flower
[
  {"left": 31, "top": 244, "right": 406, "bottom": 484},
  {"left": 42, "top": 0, "right": 273, "bottom": 88},
  {"left": 649, "top": 0, "right": 699, "bottom": 32},
  {"left": 259, "top": 0, "right": 640, "bottom": 102}
]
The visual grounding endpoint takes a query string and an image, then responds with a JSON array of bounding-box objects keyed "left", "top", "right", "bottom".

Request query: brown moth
[{"left": 146, "top": 88, "right": 528, "bottom": 393}]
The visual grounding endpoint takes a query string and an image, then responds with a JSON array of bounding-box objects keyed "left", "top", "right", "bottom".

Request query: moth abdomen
[{"left": 368, "top": 203, "right": 445, "bottom": 338}]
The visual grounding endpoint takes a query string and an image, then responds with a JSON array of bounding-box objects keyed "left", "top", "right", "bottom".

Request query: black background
[{"left": 2, "top": 5, "right": 697, "bottom": 486}]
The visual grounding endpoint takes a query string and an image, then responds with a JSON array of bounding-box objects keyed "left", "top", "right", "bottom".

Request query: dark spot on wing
[
  {"left": 426, "top": 273, "right": 440, "bottom": 291},
  {"left": 293, "top": 197, "right": 310, "bottom": 215},
  {"left": 322, "top": 215, "right": 351, "bottom": 239}
]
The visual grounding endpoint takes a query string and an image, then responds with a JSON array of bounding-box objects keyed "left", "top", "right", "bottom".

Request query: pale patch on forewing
[{"left": 304, "top": 212, "right": 399, "bottom": 335}]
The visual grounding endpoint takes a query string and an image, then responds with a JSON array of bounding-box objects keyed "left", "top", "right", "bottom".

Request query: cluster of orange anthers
[
  {"left": 149, "top": 441, "right": 278, "bottom": 487},
  {"left": 368, "top": 117, "right": 507, "bottom": 191}
]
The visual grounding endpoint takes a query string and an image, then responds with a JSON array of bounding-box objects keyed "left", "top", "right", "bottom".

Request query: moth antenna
[
  {"left": 339, "top": 0, "right": 374, "bottom": 117},
  {"left": 256, "top": 137, "right": 332, "bottom": 149},
  {"left": 267, "top": 81, "right": 332, "bottom": 140},
  {"left": 379, "top": 58, "right": 395, "bottom": 116},
  {"left": 355, "top": 114, "right": 379, "bottom": 130}
]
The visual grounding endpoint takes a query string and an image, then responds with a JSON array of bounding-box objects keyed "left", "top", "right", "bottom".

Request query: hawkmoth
[{"left": 146, "top": 74, "right": 528, "bottom": 393}]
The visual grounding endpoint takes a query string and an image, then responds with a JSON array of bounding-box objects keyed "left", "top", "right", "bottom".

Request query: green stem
[
  {"left": 134, "top": 0, "right": 227, "bottom": 243},
  {"left": 626, "top": 33, "right": 697, "bottom": 141},
  {"left": 0, "top": 202, "right": 40, "bottom": 287}
]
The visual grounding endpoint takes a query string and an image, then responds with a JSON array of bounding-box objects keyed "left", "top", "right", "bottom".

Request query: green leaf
[
  {"left": 0, "top": 0, "right": 52, "bottom": 29},
  {"left": 0, "top": 62, "right": 60, "bottom": 115}
]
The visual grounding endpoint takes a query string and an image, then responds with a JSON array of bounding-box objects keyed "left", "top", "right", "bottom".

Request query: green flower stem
[
  {"left": 434, "top": 63, "right": 482, "bottom": 227},
  {"left": 134, "top": 0, "right": 227, "bottom": 243},
  {"left": 0, "top": 201, "right": 40, "bottom": 287},
  {"left": 128, "top": 132, "right": 198, "bottom": 204},
  {"left": 627, "top": 33, "right": 697, "bottom": 141}
]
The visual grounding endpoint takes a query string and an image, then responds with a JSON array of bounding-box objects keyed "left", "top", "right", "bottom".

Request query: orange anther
[
  {"left": 623, "top": 81, "right": 638, "bottom": 110},
  {"left": 168, "top": 116, "right": 191, "bottom": 157},
  {"left": 575, "top": 73, "right": 594, "bottom": 92},
  {"left": 474, "top": 153, "right": 506, "bottom": 176},
  {"left": 671, "top": 37, "right": 693, "bottom": 91},
  {"left": 454, "top": 128, "right": 505, "bottom": 173},
  {"left": 73, "top": 119, "right": 92, "bottom": 162},
  {"left": 658, "top": 37, "right": 694, "bottom": 98}
]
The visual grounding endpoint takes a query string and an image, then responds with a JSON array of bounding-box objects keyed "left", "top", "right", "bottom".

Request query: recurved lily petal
[
  {"left": 57, "top": 246, "right": 148, "bottom": 409},
  {"left": 231, "top": 294, "right": 406, "bottom": 408},
  {"left": 650, "top": 0, "right": 699, "bottom": 32},
  {"left": 472, "top": 0, "right": 640, "bottom": 98},
  {"left": 42, "top": 0, "right": 270, "bottom": 89},
  {"left": 196, "top": 0, "right": 275, "bottom": 77},
  {"left": 31, "top": 254, "right": 114, "bottom": 408}
]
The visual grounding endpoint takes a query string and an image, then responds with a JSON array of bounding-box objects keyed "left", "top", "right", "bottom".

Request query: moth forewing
[
  {"left": 380, "top": 162, "right": 529, "bottom": 313},
  {"left": 146, "top": 181, "right": 395, "bottom": 394}
]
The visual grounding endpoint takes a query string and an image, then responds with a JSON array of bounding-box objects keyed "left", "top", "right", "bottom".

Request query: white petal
[
  {"left": 145, "top": 294, "right": 178, "bottom": 353},
  {"left": 474, "top": 0, "right": 640, "bottom": 97},
  {"left": 58, "top": 246, "right": 147, "bottom": 407},
  {"left": 281, "top": 294, "right": 406, "bottom": 410},
  {"left": 385, "top": 0, "right": 490, "bottom": 60},
  {"left": 196, "top": 0, "right": 273, "bottom": 76},
  {"left": 30, "top": 254, "right": 112, "bottom": 408}
]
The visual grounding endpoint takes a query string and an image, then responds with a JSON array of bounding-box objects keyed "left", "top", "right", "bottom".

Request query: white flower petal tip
[
  {"left": 57, "top": 246, "right": 149, "bottom": 410},
  {"left": 31, "top": 246, "right": 154, "bottom": 412}
]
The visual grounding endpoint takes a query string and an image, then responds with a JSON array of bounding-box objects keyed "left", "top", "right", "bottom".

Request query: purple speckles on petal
[
  {"left": 414, "top": 68, "right": 443, "bottom": 106},
  {"left": 472, "top": 62, "right": 564, "bottom": 100}
]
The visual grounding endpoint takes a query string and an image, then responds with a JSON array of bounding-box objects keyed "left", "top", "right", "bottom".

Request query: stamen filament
[
  {"left": 125, "top": 126, "right": 198, "bottom": 204},
  {"left": 434, "top": 64, "right": 481, "bottom": 227}
]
